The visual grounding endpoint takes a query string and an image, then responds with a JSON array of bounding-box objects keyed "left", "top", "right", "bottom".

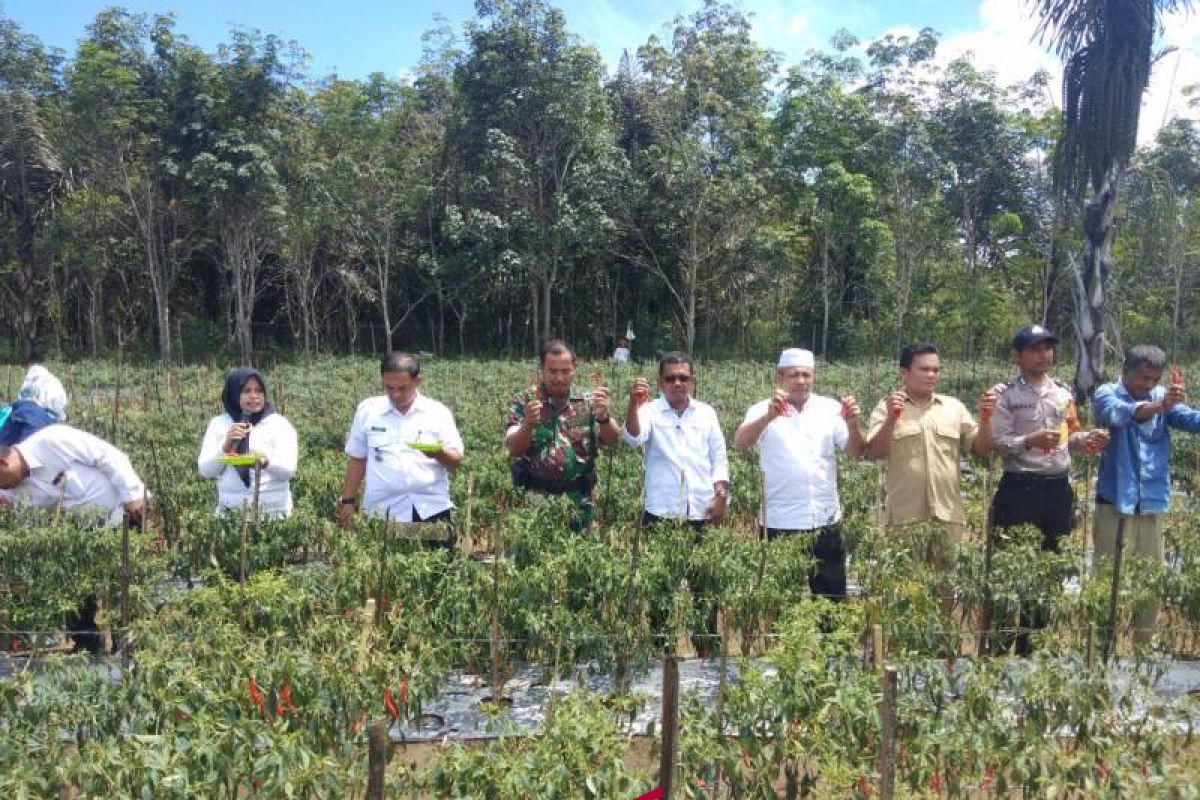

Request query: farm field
[{"left": 3, "top": 357, "right": 1200, "bottom": 799}]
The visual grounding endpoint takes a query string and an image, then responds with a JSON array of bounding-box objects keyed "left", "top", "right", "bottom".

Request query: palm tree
[{"left": 1033, "top": 0, "right": 1194, "bottom": 396}]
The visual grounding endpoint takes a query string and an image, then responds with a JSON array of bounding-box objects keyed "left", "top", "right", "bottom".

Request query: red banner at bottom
[{"left": 633, "top": 788, "right": 664, "bottom": 800}]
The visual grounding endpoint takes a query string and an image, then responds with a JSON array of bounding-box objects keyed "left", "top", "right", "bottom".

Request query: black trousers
[
  {"left": 989, "top": 473, "right": 1074, "bottom": 655},
  {"left": 765, "top": 524, "right": 846, "bottom": 601},
  {"left": 65, "top": 595, "right": 101, "bottom": 655},
  {"left": 412, "top": 507, "right": 454, "bottom": 550}
]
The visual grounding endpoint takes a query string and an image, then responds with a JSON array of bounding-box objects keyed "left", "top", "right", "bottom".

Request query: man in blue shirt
[{"left": 1093, "top": 345, "right": 1200, "bottom": 636}]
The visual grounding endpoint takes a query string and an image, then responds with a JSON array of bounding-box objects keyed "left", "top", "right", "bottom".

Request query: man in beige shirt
[{"left": 866, "top": 342, "right": 995, "bottom": 566}]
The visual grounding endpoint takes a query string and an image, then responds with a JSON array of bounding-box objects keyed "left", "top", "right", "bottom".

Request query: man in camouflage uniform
[
  {"left": 505, "top": 339, "right": 619, "bottom": 527},
  {"left": 988, "top": 324, "right": 1108, "bottom": 654}
]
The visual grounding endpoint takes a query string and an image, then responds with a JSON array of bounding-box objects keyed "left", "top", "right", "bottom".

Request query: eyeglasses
[{"left": 662, "top": 375, "right": 694, "bottom": 384}]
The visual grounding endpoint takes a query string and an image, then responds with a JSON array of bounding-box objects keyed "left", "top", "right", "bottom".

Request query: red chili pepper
[
  {"left": 1172, "top": 365, "right": 1183, "bottom": 386},
  {"left": 1098, "top": 760, "right": 1110, "bottom": 780},
  {"left": 741, "top": 747, "right": 751, "bottom": 768},
  {"left": 982, "top": 765, "right": 996, "bottom": 788},
  {"left": 281, "top": 678, "right": 297, "bottom": 714},
  {"left": 840, "top": 397, "right": 855, "bottom": 421},
  {"left": 349, "top": 710, "right": 366, "bottom": 736},
  {"left": 399, "top": 675, "right": 409, "bottom": 707},
  {"left": 929, "top": 771, "right": 943, "bottom": 794},
  {"left": 384, "top": 685, "right": 400, "bottom": 723},
  {"left": 890, "top": 405, "right": 902, "bottom": 422},
  {"left": 247, "top": 677, "right": 266, "bottom": 716},
  {"left": 980, "top": 406, "right": 992, "bottom": 423},
  {"left": 857, "top": 774, "right": 872, "bottom": 796}
]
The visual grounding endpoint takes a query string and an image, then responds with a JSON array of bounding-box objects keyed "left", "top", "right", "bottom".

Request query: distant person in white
[
  {"left": 734, "top": 348, "right": 864, "bottom": 599},
  {"left": 0, "top": 424, "right": 146, "bottom": 527},
  {"left": 339, "top": 352, "right": 464, "bottom": 530},
  {"left": 612, "top": 337, "right": 631, "bottom": 364},
  {"left": 197, "top": 367, "right": 298, "bottom": 518},
  {"left": 622, "top": 352, "right": 728, "bottom": 527}
]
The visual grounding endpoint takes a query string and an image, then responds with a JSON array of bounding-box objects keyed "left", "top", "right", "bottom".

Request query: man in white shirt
[
  {"left": 612, "top": 337, "right": 631, "bottom": 365},
  {"left": 734, "top": 348, "right": 865, "bottom": 600},
  {"left": 338, "top": 353, "right": 464, "bottom": 536},
  {"left": 0, "top": 424, "right": 146, "bottom": 527},
  {"left": 0, "top": 424, "right": 147, "bottom": 655},
  {"left": 622, "top": 352, "right": 728, "bottom": 528}
]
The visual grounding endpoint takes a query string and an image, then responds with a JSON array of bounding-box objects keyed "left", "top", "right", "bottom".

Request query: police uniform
[
  {"left": 988, "top": 324, "right": 1089, "bottom": 655},
  {"left": 989, "top": 374, "right": 1085, "bottom": 549}
]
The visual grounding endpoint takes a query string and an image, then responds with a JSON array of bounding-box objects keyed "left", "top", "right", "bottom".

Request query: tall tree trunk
[
  {"left": 530, "top": 285, "right": 539, "bottom": 352},
  {"left": 1070, "top": 170, "right": 1118, "bottom": 399},
  {"left": 540, "top": 277, "right": 552, "bottom": 342},
  {"left": 1169, "top": 199, "right": 1187, "bottom": 363},
  {"left": 821, "top": 232, "right": 831, "bottom": 358}
]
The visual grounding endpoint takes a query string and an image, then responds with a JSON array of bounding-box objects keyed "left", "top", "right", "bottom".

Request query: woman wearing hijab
[
  {"left": 0, "top": 365, "right": 69, "bottom": 446},
  {"left": 197, "top": 367, "right": 298, "bottom": 518}
]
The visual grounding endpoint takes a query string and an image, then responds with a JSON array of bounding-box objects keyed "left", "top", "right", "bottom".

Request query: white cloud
[
  {"left": 788, "top": 15, "right": 809, "bottom": 37},
  {"left": 939, "top": 0, "right": 1057, "bottom": 88},
  {"left": 940, "top": 0, "right": 1200, "bottom": 145}
]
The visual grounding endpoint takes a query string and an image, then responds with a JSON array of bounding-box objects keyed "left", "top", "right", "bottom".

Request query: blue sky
[{"left": 3, "top": 0, "right": 989, "bottom": 79}]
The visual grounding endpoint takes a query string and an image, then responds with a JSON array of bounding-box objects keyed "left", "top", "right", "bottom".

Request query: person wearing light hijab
[
  {"left": 0, "top": 364, "right": 69, "bottom": 446},
  {"left": 197, "top": 367, "right": 298, "bottom": 518}
]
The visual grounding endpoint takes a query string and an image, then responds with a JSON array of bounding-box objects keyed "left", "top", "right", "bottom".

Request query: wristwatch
[{"left": 338, "top": 496, "right": 356, "bottom": 506}]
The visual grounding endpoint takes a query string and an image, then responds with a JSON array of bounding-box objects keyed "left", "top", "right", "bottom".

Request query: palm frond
[{"left": 1032, "top": 0, "right": 1195, "bottom": 195}]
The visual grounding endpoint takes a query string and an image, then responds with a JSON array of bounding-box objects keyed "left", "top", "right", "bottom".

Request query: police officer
[{"left": 988, "top": 324, "right": 1108, "bottom": 653}]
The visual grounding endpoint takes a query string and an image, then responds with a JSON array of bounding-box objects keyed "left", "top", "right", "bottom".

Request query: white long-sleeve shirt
[
  {"left": 198, "top": 413, "right": 298, "bottom": 517},
  {"left": 622, "top": 396, "right": 729, "bottom": 521},
  {"left": 3, "top": 424, "right": 144, "bottom": 526},
  {"left": 345, "top": 393, "right": 463, "bottom": 521}
]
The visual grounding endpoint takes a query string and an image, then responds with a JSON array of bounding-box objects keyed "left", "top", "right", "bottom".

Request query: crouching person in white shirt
[
  {"left": 338, "top": 352, "right": 464, "bottom": 546},
  {"left": 622, "top": 352, "right": 729, "bottom": 531},
  {"left": 0, "top": 424, "right": 147, "bottom": 653},
  {"left": 197, "top": 367, "right": 298, "bottom": 518},
  {"left": 0, "top": 424, "right": 145, "bottom": 526}
]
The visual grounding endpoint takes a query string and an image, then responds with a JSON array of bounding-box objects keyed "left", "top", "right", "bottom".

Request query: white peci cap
[{"left": 777, "top": 348, "right": 815, "bottom": 369}]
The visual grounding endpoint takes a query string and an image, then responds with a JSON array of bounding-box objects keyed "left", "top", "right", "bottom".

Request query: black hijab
[{"left": 221, "top": 367, "right": 275, "bottom": 487}]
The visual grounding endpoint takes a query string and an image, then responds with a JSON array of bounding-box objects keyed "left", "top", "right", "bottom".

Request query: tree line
[{"left": 1, "top": 0, "right": 1197, "bottom": 366}]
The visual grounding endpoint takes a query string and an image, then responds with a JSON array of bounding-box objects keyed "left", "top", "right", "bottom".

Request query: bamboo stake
[
  {"left": 878, "top": 666, "right": 898, "bottom": 800},
  {"left": 376, "top": 514, "right": 392, "bottom": 627},
  {"left": 1103, "top": 514, "right": 1127, "bottom": 663},
  {"left": 658, "top": 655, "right": 680, "bottom": 800},
  {"left": 120, "top": 515, "right": 131, "bottom": 672},
  {"left": 616, "top": 522, "right": 643, "bottom": 696},
  {"left": 366, "top": 718, "right": 389, "bottom": 800}
]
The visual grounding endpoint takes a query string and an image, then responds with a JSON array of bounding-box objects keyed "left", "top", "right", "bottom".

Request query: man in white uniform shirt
[
  {"left": 0, "top": 424, "right": 146, "bottom": 527},
  {"left": 338, "top": 353, "right": 464, "bottom": 537},
  {"left": 622, "top": 352, "right": 729, "bottom": 529},
  {"left": 0, "top": 424, "right": 147, "bottom": 654},
  {"left": 734, "top": 348, "right": 864, "bottom": 600}
]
